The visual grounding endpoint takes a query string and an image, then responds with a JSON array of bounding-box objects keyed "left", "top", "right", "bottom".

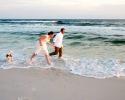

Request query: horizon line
[{"left": 0, "top": 18, "right": 125, "bottom": 20}]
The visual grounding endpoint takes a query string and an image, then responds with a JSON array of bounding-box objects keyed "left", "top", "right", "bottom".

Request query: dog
[{"left": 6, "top": 51, "right": 13, "bottom": 63}]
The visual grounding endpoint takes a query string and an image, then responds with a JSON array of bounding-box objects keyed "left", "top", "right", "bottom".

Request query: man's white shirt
[{"left": 53, "top": 32, "right": 63, "bottom": 48}]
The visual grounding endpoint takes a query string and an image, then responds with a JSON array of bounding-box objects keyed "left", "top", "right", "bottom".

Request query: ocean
[{"left": 0, "top": 19, "right": 125, "bottom": 78}]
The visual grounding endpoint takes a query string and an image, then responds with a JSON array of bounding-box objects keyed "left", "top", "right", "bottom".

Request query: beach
[
  {"left": 0, "top": 68, "right": 125, "bottom": 100},
  {"left": 0, "top": 0, "right": 125, "bottom": 99},
  {"left": 0, "top": 19, "right": 125, "bottom": 100}
]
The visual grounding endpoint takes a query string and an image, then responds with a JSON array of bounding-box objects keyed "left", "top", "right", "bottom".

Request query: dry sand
[{"left": 0, "top": 68, "right": 125, "bottom": 100}]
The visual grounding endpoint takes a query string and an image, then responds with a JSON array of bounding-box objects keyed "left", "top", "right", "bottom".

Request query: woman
[{"left": 30, "top": 31, "right": 54, "bottom": 65}]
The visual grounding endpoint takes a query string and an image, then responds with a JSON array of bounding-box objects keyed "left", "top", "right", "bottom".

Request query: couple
[{"left": 30, "top": 28, "right": 65, "bottom": 65}]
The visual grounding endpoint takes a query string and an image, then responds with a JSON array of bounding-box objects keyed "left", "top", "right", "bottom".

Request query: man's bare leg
[{"left": 59, "top": 47, "right": 63, "bottom": 59}]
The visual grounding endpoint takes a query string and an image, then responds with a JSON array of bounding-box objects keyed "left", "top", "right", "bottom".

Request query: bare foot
[
  {"left": 119, "top": 60, "right": 125, "bottom": 64},
  {"left": 28, "top": 59, "right": 34, "bottom": 65}
]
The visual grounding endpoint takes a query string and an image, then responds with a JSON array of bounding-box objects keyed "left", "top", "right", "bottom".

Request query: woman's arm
[{"left": 39, "top": 36, "right": 46, "bottom": 46}]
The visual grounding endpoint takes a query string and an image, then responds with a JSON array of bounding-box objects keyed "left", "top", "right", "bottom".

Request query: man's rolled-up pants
[{"left": 49, "top": 46, "right": 63, "bottom": 57}]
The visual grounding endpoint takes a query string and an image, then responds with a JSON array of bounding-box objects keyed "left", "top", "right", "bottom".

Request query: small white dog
[{"left": 6, "top": 51, "right": 13, "bottom": 63}]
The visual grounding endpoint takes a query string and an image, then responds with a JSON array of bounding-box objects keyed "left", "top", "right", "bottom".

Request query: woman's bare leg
[
  {"left": 45, "top": 54, "right": 51, "bottom": 65},
  {"left": 30, "top": 53, "right": 37, "bottom": 63}
]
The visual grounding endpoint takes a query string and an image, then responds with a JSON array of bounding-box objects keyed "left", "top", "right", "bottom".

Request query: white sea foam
[
  {"left": 0, "top": 55, "right": 125, "bottom": 79},
  {"left": 66, "top": 57, "right": 125, "bottom": 78}
]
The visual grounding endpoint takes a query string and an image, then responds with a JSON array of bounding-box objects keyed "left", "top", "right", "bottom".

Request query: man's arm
[{"left": 53, "top": 34, "right": 59, "bottom": 43}]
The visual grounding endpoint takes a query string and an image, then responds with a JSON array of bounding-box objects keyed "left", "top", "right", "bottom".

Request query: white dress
[{"left": 35, "top": 35, "right": 49, "bottom": 55}]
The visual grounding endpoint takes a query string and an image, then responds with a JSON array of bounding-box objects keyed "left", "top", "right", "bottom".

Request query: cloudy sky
[{"left": 0, "top": 0, "right": 125, "bottom": 19}]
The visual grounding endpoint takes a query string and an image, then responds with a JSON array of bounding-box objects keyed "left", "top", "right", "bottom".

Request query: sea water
[{"left": 0, "top": 19, "right": 125, "bottom": 78}]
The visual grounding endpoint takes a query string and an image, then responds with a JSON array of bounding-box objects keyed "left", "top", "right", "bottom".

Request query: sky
[{"left": 0, "top": 0, "right": 125, "bottom": 19}]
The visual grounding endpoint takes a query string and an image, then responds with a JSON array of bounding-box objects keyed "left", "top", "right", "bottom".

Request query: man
[
  {"left": 30, "top": 31, "right": 54, "bottom": 65},
  {"left": 49, "top": 28, "right": 65, "bottom": 58}
]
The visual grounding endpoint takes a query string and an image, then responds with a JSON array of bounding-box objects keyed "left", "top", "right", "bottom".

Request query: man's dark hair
[
  {"left": 60, "top": 28, "right": 65, "bottom": 32},
  {"left": 48, "top": 31, "right": 54, "bottom": 35}
]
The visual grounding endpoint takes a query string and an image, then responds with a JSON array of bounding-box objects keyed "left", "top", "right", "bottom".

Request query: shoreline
[
  {"left": 0, "top": 68, "right": 125, "bottom": 100},
  {"left": 0, "top": 66, "right": 125, "bottom": 79}
]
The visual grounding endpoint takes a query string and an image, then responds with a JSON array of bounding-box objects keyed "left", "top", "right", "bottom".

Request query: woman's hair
[{"left": 48, "top": 31, "right": 54, "bottom": 35}]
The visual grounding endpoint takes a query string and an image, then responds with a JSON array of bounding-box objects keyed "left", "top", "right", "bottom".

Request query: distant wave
[
  {"left": 105, "top": 39, "right": 125, "bottom": 45},
  {"left": 69, "top": 42, "right": 82, "bottom": 46},
  {"left": 87, "top": 37, "right": 109, "bottom": 41},
  {"left": 65, "top": 34, "right": 109, "bottom": 41},
  {"left": 66, "top": 35, "right": 125, "bottom": 46},
  {"left": 57, "top": 21, "right": 101, "bottom": 26},
  {"left": 0, "top": 19, "right": 125, "bottom": 27},
  {"left": 0, "top": 19, "right": 57, "bottom": 24},
  {"left": 65, "top": 35, "right": 84, "bottom": 39},
  {"left": 56, "top": 20, "right": 125, "bottom": 27}
]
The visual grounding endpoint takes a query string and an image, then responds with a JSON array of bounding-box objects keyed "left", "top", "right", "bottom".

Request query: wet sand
[{"left": 0, "top": 68, "right": 125, "bottom": 100}]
